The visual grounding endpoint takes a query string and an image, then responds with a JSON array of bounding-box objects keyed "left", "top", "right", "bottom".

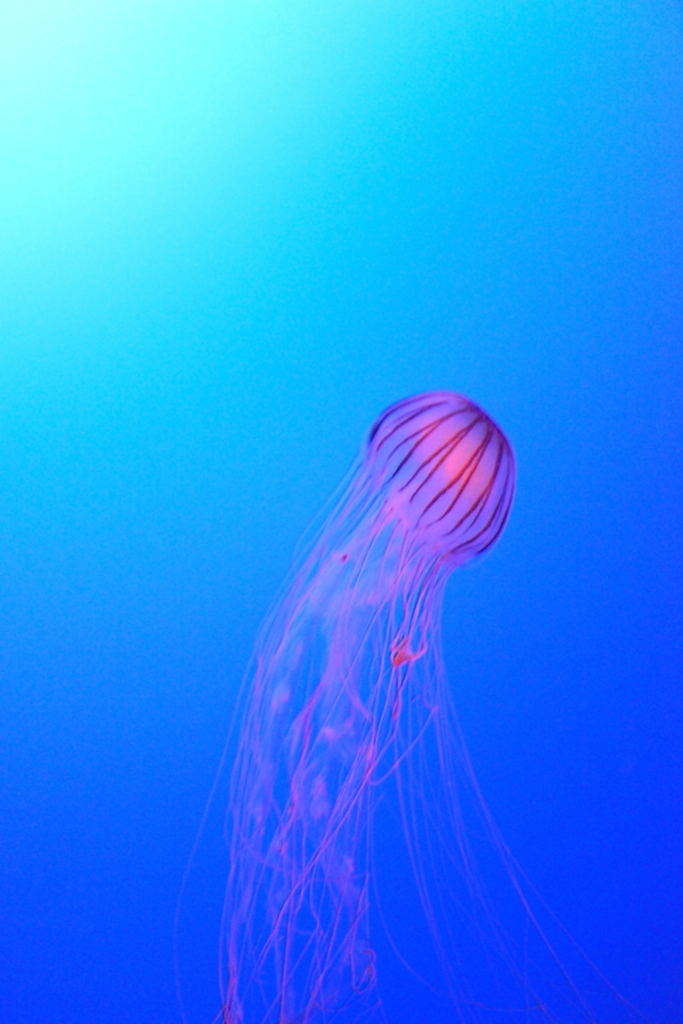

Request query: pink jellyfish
[{"left": 221, "top": 391, "right": 522, "bottom": 1023}]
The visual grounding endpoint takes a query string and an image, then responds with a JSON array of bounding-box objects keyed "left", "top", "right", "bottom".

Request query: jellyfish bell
[{"left": 366, "top": 391, "right": 516, "bottom": 567}]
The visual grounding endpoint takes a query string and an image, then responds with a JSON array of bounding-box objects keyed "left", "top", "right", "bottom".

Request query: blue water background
[{"left": 1, "top": 2, "right": 682, "bottom": 1021}]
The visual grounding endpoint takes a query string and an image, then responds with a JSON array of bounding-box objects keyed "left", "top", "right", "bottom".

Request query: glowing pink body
[{"left": 221, "top": 393, "right": 515, "bottom": 1023}]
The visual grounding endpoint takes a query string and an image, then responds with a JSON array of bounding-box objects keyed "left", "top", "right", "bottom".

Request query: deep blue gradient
[{"left": 1, "top": 2, "right": 681, "bottom": 1022}]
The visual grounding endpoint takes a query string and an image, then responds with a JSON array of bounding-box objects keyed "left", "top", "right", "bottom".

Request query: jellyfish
[{"left": 216, "top": 392, "right": 627, "bottom": 1024}]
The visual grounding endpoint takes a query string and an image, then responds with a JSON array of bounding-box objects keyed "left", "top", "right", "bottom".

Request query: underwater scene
[{"left": 1, "top": 2, "right": 682, "bottom": 1023}]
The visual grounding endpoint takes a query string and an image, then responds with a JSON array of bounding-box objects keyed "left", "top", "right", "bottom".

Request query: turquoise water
[{"left": 1, "top": 2, "right": 681, "bottom": 1021}]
